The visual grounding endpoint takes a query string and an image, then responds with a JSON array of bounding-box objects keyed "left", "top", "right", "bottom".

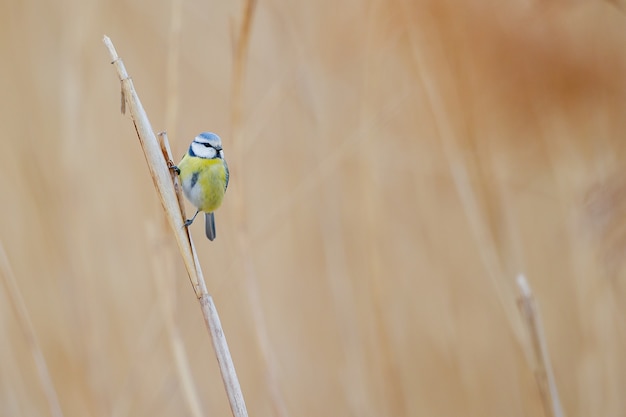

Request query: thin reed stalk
[
  {"left": 0, "top": 241, "right": 65, "bottom": 417},
  {"left": 229, "top": 2, "right": 289, "bottom": 416},
  {"left": 517, "top": 274, "right": 564, "bottom": 417},
  {"left": 102, "top": 36, "right": 248, "bottom": 417},
  {"left": 148, "top": 221, "right": 204, "bottom": 417},
  {"left": 229, "top": 2, "right": 290, "bottom": 416}
]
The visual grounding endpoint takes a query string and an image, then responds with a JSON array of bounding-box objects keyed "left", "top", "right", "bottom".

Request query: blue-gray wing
[{"left": 224, "top": 160, "right": 230, "bottom": 192}]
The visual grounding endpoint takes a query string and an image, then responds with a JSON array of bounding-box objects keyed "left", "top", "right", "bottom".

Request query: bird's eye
[{"left": 203, "top": 143, "right": 211, "bottom": 147}]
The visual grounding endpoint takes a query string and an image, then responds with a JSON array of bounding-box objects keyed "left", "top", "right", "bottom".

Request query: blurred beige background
[{"left": 1, "top": 0, "right": 626, "bottom": 416}]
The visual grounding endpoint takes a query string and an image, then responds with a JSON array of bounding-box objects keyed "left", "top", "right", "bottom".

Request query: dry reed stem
[
  {"left": 229, "top": 2, "right": 289, "bottom": 416},
  {"left": 165, "top": 0, "right": 182, "bottom": 132},
  {"left": 395, "top": 1, "right": 528, "bottom": 354},
  {"left": 157, "top": 132, "right": 188, "bottom": 218},
  {"left": 102, "top": 36, "right": 248, "bottom": 417},
  {"left": 397, "top": 5, "right": 564, "bottom": 414},
  {"left": 358, "top": 3, "right": 409, "bottom": 414},
  {"left": 0, "top": 241, "right": 65, "bottom": 417},
  {"left": 230, "top": 0, "right": 257, "bottom": 134},
  {"left": 516, "top": 274, "right": 564, "bottom": 417},
  {"left": 148, "top": 221, "right": 203, "bottom": 417}
]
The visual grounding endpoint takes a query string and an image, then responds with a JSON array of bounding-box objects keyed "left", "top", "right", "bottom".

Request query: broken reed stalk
[
  {"left": 102, "top": 35, "right": 248, "bottom": 417},
  {"left": 516, "top": 274, "right": 563, "bottom": 417}
]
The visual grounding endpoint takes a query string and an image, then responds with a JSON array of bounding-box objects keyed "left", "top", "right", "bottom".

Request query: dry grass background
[{"left": 1, "top": 0, "right": 626, "bottom": 416}]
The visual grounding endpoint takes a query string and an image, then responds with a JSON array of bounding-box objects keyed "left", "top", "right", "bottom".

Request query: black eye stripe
[{"left": 193, "top": 141, "right": 222, "bottom": 152}]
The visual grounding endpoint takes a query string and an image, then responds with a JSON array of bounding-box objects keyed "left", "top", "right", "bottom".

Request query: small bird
[{"left": 172, "top": 132, "right": 229, "bottom": 241}]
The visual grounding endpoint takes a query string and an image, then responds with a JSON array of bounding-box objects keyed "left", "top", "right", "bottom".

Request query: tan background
[{"left": 1, "top": 0, "right": 626, "bottom": 416}]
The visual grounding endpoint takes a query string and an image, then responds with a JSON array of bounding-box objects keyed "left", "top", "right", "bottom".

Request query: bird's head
[{"left": 188, "top": 132, "right": 224, "bottom": 160}]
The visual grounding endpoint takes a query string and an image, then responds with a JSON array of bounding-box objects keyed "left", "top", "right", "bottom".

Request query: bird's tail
[{"left": 205, "top": 212, "right": 216, "bottom": 241}]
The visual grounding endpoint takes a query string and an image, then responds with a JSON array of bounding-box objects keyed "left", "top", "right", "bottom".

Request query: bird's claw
[{"left": 168, "top": 163, "right": 180, "bottom": 175}]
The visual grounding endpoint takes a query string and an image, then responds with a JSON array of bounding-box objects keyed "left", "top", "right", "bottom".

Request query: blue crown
[{"left": 197, "top": 132, "right": 221, "bottom": 141}]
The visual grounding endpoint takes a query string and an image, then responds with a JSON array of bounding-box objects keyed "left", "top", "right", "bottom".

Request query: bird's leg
[{"left": 184, "top": 210, "right": 200, "bottom": 227}]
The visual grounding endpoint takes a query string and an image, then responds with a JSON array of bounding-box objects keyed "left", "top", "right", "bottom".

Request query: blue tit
[{"left": 172, "top": 132, "right": 229, "bottom": 241}]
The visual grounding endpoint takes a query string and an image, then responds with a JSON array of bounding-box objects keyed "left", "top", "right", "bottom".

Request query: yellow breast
[{"left": 178, "top": 154, "right": 228, "bottom": 213}]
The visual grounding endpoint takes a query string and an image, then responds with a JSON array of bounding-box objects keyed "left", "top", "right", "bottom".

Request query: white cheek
[
  {"left": 206, "top": 148, "right": 217, "bottom": 158},
  {"left": 191, "top": 143, "right": 217, "bottom": 159},
  {"left": 219, "top": 150, "right": 224, "bottom": 159}
]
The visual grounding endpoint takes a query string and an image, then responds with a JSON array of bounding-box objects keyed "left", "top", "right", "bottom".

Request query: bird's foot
[
  {"left": 168, "top": 162, "right": 180, "bottom": 175},
  {"left": 183, "top": 210, "right": 200, "bottom": 228}
]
